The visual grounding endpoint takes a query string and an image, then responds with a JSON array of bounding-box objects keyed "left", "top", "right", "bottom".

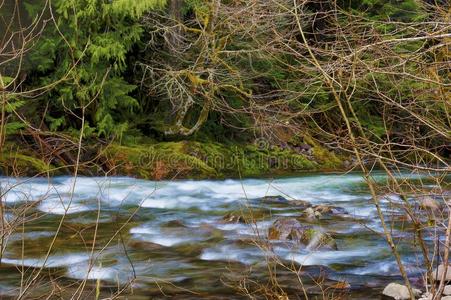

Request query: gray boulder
[
  {"left": 382, "top": 283, "right": 420, "bottom": 300},
  {"left": 433, "top": 264, "right": 451, "bottom": 281},
  {"left": 444, "top": 285, "right": 451, "bottom": 295}
]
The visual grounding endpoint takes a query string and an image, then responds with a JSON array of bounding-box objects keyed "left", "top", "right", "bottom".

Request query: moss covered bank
[{"left": 0, "top": 140, "right": 345, "bottom": 179}]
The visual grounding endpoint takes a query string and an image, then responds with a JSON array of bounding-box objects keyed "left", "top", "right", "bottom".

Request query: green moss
[
  {"left": 303, "top": 135, "right": 343, "bottom": 169},
  {"left": 103, "top": 142, "right": 218, "bottom": 179},
  {"left": 100, "top": 140, "right": 327, "bottom": 179},
  {"left": 0, "top": 138, "right": 342, "bottom": 179},
  {"left": 0, "top": 152, "right": 52, "bottom": 175}
]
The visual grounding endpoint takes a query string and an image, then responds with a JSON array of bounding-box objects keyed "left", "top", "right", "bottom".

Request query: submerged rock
[
  {"left": 330, "top": 281, "right": 351, "bottom": 290},
  {"left": 161, "top": 220, "right": 186, "bottom": 228},
  {"left": 313, "top": 204, "right": 347, "bottom": 215},
  {"left": 291, "top": 199, "right": 311, "bottom": 208},
  {"left": 382, "top": 283, "right": 420, "bottom": 300},
  {"left": 267, "top": 218, "right": 337, "bottom": 250},
  {"left": 258, "top": 195, "right": 311, "bottom": 209},
  {"left": 260, "top": 195, "right": 289, "bottom": 204},
  {"left": 304, "top": 207, "right": 321, "bottom": 220},
  {"left": 268, "top": 218, "right": 306, "bottom": 240},
  {"left": 433, "top": 264, "right": 451, "bottom": 281},
  {"left": 419, "top": 196, "right": 440, "bottom": 211},
  {"left": 302, "top": 204, "right": 347, "bottom": 221},
  {"left": 222, "top": 212, "right": 246, "bottom": 224},
  {"left": 302, "top": 228, "right": 337, "bottom": 250}
]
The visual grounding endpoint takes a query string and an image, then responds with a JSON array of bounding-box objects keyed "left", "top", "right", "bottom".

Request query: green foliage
[
  {"left": 345, "top": 0, "right": 425, "bottom": 21},
  {"left": 26, "top": 0, "right": 165, "bottom": 137},
  {"left": 104, "top": 140, "right": 320, "bottom": 179}
]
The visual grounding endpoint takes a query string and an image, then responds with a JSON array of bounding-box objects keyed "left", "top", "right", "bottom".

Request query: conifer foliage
[{"left": 27, "top": 0, "right": 165, "bottom": 138}]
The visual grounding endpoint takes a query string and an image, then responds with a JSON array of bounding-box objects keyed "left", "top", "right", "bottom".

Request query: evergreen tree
[{"left": 26, "top": 0, "right": 165, "bottom": 138}]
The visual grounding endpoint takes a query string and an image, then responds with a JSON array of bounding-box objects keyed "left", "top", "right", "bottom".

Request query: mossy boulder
[
  {"left": 268, "top": 218, "right": 337, "bottom": 250},
  {"left": 0, "top": 152, "right": 52, "bottom": 176},
  {"left": 101, "top": 140, "right": 324, "bottom": 180}
]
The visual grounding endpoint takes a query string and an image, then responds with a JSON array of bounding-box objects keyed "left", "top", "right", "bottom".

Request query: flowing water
[{"left": 0, "top": 172, "right": 443, "bottom": 299}]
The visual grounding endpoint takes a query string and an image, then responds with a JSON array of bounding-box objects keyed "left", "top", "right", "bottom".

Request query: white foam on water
[
  {"left": 67, "top": 263, "right": 119, "bottom": 281},
  {"left": 200, "top": 244, "right": 268, "bottom": 264},
  {"left": 1, "top": 253, "right": 89, "bottom": 268},
  {"left": 37, "top": 195, "right": 93, "bottom": 215},
  {"left": 141, "top": 198, "right": 177, "bottom": 209},
  {"left": 7, "top": 231, "right": 55, "bottom": 243},
  {"left": 130, "top": 226, "right": 159, "bottom": 235},
  {"left": 287, "top": 248, "right": 374, "bottom": 267},
  {"left": 0, "top": 180, "right": 54, "bottom": 203},
  {"left": 130, "top": 225, "right": 201, "bottom": 246},
  {"left": 146, "top": 236, "right": 192, "bottom": 247}
]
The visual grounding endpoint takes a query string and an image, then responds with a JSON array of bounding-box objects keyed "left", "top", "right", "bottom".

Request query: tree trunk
[{"left": 168, "top": 0, "right": 183, "bottom": 51}]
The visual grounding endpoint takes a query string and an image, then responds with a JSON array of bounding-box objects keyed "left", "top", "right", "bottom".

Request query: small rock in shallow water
[
  {"left": 268, "top": 218, "right": 305, "bottom": 240},
  {"left": 161, "top": 220, "right": 186, "bottom": 228},
  {"left": 330, "top": 281, "right": 351, "bottom": 290},
  {"left": 303, "top": 207, "right": 318, "bottom": 220},
  {"left": 259, "top": 195, "right": 288, "bottom": 204},
  {"left": 419, "top": 196, "right": 440, "bottom": 211},
  {"left": 312, "top": 204, "right": 348, "bottom": 216},
  {"left": 419, "top": 292, "right": 431, "bottom": 300},
  {"left": 433, "top": 264, "right": 451, "bottom": 281},
  {"left": 290, "top": 199, "right": 311, "bottom": 208},
  {"left": 267, "top": 218, "right": 337, "bottom": 250},
  {"left": 222, "top": 212, "right": 246, "bottom": 223},
  {"left": 382, "top": 283, "right": 421, "bottom": 300}
]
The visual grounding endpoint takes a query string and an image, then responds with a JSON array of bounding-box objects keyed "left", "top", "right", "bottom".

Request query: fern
[{"left": 5, "top": 122, "right": 26, "bottom": 135}]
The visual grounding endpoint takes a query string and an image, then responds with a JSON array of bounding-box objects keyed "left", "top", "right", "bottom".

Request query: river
[{"left": 0, "top": 172, "right": 443, "bottom": 299}]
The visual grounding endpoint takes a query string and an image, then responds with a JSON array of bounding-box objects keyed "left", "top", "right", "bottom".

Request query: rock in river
[
  {"left": 444, "top": 285, "right": 451, "bottom": 295},
  {"left": 259, "top": 195, "right": 311, "bottom": 209},
  {"left": 267, "top": 218, "right": 337, "bottom": 250},
  {"left": 419, "top": 196, "right": 440, "bottom": 211},
  {"left": 433, "top": 264, "right": 451, "bottom": 281},
  {"left": 382, "top": 283, "right": 420, "bottom": 300},
  {"left": 222, "top": 212, "right": 246, "bottom": 224},
  {"left": 260, "top": 195, "right": 289, "bottom": 204}
]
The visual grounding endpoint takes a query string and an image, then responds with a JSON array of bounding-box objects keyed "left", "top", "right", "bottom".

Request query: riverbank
[{"left": 0, "top": 138, "right": 346, "bottom": 179}]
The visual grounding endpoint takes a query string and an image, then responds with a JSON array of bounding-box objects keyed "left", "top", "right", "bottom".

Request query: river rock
[
  {"left": 330, "top": 281, "right": 351, "bottom": 290},
  {"left": 304, "top": 207, "right": 320, "bottom": 220},
  {"left": 444, "top": 285, "right": 451, "bottom": 295},
  {"left": 313, "top": 204, "right": 347, "bottom": 215},
  {"left": 382, "top": 283, "right": 421, "bottom": 300},
  {"left": 419, "top": 196, "right": 440, "bottom": 211},
  {"left": 259, "top": 196, "right": 311, "bottom": 209},
  {"left": 222, "top": 212, "right": 246, "bottom": 223},
  {"left": 419, "top": 293, "right": 451, "bottom": 300},
  {"left": 302, "top": 228, "right": 337, "bottom": 250},
  {"left": 260, "top": 195, "right": 289, "bottom": 204},
  {"left": 302, "top": 205, "right": 346, "bottom": 221},
  {"left": 267, "top": 218, "right": 337, "bottom": 250},
  {"left": 162, "top": 220, "right": 186, "bottom": 228},
  {"left": 268, "top": 218, "right": 305, "bottom": 240},
  {"left": 291, "top": 199, "right": 311, "bottom": 208},
  {"left": 433, "top": 264, "right": 451, "bottom": 281}
]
